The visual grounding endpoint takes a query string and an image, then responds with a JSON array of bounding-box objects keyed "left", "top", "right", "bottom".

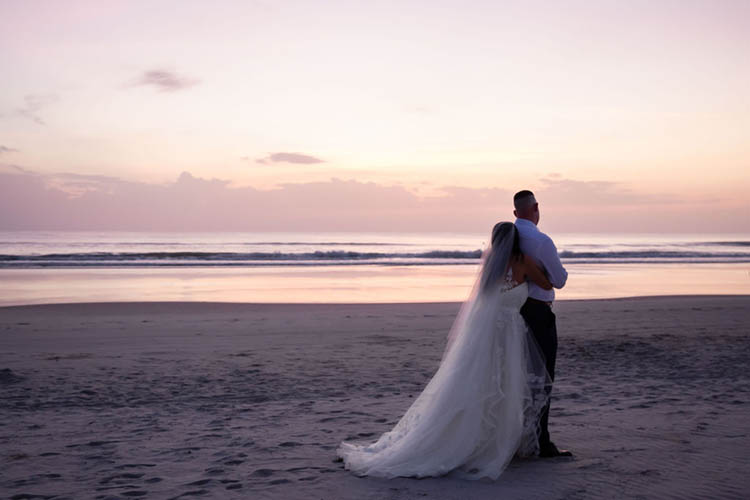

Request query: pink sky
[{"left": 1, "top": 0, "right": 748, "bottom": 232}]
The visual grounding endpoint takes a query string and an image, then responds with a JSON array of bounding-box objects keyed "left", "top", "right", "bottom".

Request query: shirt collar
[{"left": 514, "top": 218, "right": 539, "bottom": 231}]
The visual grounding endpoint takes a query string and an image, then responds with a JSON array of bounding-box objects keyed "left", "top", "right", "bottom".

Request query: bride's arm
[{"left": 523, "top": 255, "right": 553, "bottom": 290}]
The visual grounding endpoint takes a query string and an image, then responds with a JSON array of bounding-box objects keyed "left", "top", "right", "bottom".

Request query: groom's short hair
[{"left": 513, "top": 190, "right": 537, "bottom": 210}]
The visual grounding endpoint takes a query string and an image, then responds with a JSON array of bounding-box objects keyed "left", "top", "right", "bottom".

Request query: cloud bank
[{"left": 0, "top": 167, "right": 733, "bottom": 232}]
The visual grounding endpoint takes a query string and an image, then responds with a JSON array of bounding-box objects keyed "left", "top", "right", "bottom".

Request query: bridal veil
[{"left": 338, "top": 223, "right": 551, "bottom": 479}]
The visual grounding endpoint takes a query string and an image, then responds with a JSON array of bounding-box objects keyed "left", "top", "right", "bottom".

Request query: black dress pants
[{"left": 520, "top": 299, "right": 557, "bottom": 448}]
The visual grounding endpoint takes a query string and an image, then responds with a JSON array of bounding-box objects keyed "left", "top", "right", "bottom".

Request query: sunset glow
[{"left": 1, "top": 0, "right": 749, "bottom": 232}]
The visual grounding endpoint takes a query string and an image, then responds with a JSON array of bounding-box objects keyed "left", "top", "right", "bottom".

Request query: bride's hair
[
  {"left": 480, "top": 222, "right": 520, "bottom": 293},
  {"left": 491, "top": 222, "right": 522, "bottom": 261}
]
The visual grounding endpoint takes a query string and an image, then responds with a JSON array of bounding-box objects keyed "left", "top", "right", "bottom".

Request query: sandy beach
[{"left": 1, "top": 296, "right": 749, "bottom": 499}]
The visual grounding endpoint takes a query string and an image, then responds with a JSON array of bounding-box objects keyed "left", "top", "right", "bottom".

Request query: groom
[{"left": 513, "top": 190, "right": 572, "bottom": 458}]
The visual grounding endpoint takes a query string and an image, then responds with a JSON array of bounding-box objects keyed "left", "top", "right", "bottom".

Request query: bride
[{"left": 337, "top": 222, "right": 553, "bottom": 480}]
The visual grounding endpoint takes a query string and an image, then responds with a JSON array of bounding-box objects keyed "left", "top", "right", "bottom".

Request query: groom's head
[{"left": 513, "top": 190, "right": 539, "bottom": 225}]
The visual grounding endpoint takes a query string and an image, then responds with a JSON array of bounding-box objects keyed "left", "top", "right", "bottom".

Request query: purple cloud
[
  {"left": 255, "top": 152, "right": 324, "bottom": 165},
  {"left": 538, "top": 176, "right": 658, "bottom": 205},
  {"left": 0, "top": 168, "right": 736, "bottom": 233},
  {"left": 0, "top": 168, "right": 499, "bottom": 231},
  {"left": 134, "top": 69, "right": 199, "bottom": 92},
  {"left": 0, "top": 145, "right": 19, "bottom": 155}
]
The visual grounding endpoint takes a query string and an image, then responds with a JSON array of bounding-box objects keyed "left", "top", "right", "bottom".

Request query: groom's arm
[{"left": 539, "top": 237, "right": 568, "bottom": 289}]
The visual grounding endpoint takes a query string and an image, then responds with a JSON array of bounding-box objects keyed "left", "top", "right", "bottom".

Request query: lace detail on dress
[{"left": 498, "top": 266, "right": 520, "bottom": 292}]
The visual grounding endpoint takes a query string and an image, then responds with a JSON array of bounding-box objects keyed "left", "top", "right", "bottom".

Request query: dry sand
[{"left": 1, "top": 296, "right": 749, "bottom": 499}]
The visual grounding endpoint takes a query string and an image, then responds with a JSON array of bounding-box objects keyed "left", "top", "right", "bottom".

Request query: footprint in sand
[{"left": 269, "top": 479, "right": 291, "bottom": 485}]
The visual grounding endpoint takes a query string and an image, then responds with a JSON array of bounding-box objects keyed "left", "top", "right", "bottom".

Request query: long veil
[
  {"left": 442, "top": 223, "right": 517, "bottom": 360},
  {"left": 338, "top": 224, "right": 552, "bottom": 478},
  {"left": 440, "top": 224, "right": 552, "bottom": 457}
]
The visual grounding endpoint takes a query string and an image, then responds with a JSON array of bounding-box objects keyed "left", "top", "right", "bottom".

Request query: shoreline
[
  {"left": 2, "top": 262, "right": 749, "bottom": 306},
  {"left": 3, "top": 292, "right": 750, "bottom": 304},
  {"left": 1, "top": 293, "right": 749, "bottom": 310}
]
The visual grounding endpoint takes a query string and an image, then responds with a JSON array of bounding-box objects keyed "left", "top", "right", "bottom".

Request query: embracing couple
[{"left": 338, "top": 190, "right": 571, "bottom": 480}]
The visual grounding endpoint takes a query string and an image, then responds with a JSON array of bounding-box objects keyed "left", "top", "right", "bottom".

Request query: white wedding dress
[{"left": 337, "top": 270, "right": 550, "bottom": 480}]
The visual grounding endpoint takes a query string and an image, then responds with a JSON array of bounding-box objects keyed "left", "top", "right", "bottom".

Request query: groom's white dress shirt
[{"left": 515, "top": 218, "right": 568, "bottom": 302}]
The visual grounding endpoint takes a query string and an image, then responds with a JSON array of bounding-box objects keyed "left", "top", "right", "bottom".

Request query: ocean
[{"left": 1, "top": 231, "right": 749, "bottom": 305}]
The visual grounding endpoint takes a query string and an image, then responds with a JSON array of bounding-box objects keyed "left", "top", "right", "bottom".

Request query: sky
[{"left": 1, "top": 0, "right": 749, "bottom": 232}]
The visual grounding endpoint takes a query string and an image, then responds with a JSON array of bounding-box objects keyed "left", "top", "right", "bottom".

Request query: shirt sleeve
[{"left": 539, "top": 236, "right": 568, "bottom": 289}]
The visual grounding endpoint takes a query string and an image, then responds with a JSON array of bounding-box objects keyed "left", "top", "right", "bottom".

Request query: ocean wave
[
  {"left": 0, "top": 250, "right": 484, "bottom": 262},
  {"left": 702, "top": 241, "right": 750, "bottom": 247},
  {"left": 0, "top": 240, "right": 415, "bottom": 247},
  {"left": 558, "top": 250, "right": 750, "bottom": 259},
  {"left": 1, "top": 246, "right": 750, "bottom": 268}
]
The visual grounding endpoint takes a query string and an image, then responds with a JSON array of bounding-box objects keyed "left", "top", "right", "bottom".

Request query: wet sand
[{"left": 1, "top": 296, "right": 749, "bottom": 499}]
